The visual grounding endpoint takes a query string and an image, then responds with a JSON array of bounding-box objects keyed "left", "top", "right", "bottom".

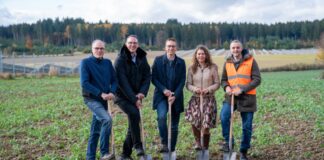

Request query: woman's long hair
[{"left": 191, "top": 45, "right": 213, "bottom": 74}]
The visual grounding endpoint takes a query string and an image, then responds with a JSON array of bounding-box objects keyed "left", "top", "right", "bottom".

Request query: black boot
[{"left": 240, "top": 150, "right": 248, "bottom": 160}]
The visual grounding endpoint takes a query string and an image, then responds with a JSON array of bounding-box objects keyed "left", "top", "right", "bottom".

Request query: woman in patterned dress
[{"left": 185, "top": 45, "right": 220, "bottom": 150}]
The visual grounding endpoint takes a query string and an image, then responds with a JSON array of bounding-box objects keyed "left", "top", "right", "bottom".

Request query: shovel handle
[
  {"left": 200, "top": 94, "right": 204, "bottom": 148},
  {"left": 229, "top": 94, "right": 234, "bottom": 151},
  {"left": 168, "top": 100, "right": 173, "bottom": 156},
  {"left": 139, "top": 107, "right": 147, "bottom": 151},
  {"left": 107, "top": 100, "right": 115, "bottom": 154}
]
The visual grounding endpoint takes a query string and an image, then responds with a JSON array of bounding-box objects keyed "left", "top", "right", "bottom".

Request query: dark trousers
[{"left": 116, "top": 99, "right": 142, "bottom": 156}]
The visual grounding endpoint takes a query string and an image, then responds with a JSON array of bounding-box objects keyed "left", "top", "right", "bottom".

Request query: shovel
[
  {"left": 107, "top": 100, "right": 116, "bottom": 160},
  {"left": 163, "top": 97, "right": 176, "bottom": 160},
  {"left": 196, "top": 94, "right": 209, "bottom": 160},
  {"left": 223, "top": 94, "right": 237, "bottom": 160},
  {"left": 139, "top": 106, "right": 152, "bottom": 160}
]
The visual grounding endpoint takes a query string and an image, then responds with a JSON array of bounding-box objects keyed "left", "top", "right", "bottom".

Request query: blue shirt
[{"left": 80, "top": 55, "right": 117, "bottom": 101}]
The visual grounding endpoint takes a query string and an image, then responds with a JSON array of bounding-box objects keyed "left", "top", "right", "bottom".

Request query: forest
[{"left": 0, "top": 18, "right": 323, "bottom": 55}]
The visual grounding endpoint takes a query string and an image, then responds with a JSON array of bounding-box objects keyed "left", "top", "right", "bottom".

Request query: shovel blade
[
  {"left": 162, "top": 151, "right": 176, "bottom": 160},
  {"left": 140, "top": 154, "right": 152, "bottom": 160},
  {"left": 223, "top": 152, "right": 237, "bottom": 160},
  {"left": 202, "top": 150, "right": 209, "bottom": 160},
  {"left": 196, "top": 150, "right": 209, "bottom": 160},
  {"left": 196, "top": 150, "right": 203, "bottom": 160},
  {"left": 162, "top": 153, "right": 169, "bottom": 160}
]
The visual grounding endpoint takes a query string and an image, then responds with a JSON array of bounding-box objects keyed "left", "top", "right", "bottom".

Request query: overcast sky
[{"left": 0, "top": 0, "right": 323, "bottom": 26}]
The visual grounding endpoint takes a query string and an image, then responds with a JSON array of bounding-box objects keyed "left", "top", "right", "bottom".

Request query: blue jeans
[
  {"left": 156, "top": 100, "right": 181, "bottom": 152},
  {"left": 84, "top": 98, "right": 112, "bottom": 160},
  {"left": 220, "top": 101, "right": 254, "bottom": 152}
]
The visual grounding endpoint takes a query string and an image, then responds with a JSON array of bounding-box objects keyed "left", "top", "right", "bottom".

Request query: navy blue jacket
[
  {"left": 114, "top": 45, "right": 151, "bottom": 104},
  {"left": 152, "top": 54, "right": 186, "bottom": 114},
  {"left": 80, "top": 55, "right": 117, "bottom": 102}
]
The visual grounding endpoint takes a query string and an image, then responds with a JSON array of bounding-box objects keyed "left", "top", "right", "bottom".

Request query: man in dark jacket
[
  {"left": 152, "top": 38, "right": 186, "bottom": 156},
  {"left": 80, "top": 39, "right": 117, "bottom": 160},
  {"left": 220, "top": 40, "right": 261, "bottom": 160},
  {"left": 114, "top": 35, "right": 151, "bottom": 160}
]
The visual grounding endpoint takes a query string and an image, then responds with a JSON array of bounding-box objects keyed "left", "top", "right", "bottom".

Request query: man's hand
[
  {"left": 225, "top": 86, "right": 232, "bottom": 95},
  {"left": 233, "top": 88, "right": 242, "bottom": 96},
  {"left": 168, "top": 95, "right": 176, "bottom": 104},
  {"left": 136, "top": 93, "right": 145, "bottom": 100},
  {"left": 107, "top": 93, "right": 115, "bottom": 100},
  {"left": 163, "top": 89, "right": 172, "bottom": 97},
  {"left": 101, "top": 93, "right": 110, "bottom": 100},
  {"left": 135, "top": 99, "right": 142, "bottom": 109}
]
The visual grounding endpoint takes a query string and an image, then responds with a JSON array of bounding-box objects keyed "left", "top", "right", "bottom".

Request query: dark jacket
[
  {"left": 221, "top": 49, "right": 261, "bottom": 112},
  {"left": 80, "top": 55, "right": 117, "bottom": 103},
  {"left": 152, "top": 54, "right": 186, "bottom": 114},
  {"left": 114, "top": 44, "right": 151, "bottom": 104}
]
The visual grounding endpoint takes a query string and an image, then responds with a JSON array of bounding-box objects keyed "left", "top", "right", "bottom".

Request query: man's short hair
[
  {"left": 230, "top": 40, "right": 243, "bottom": 47},
  {"left": 166, "top": 37, "right": 177, "bottom": 43},
  {"left": 92, "top": 39, "right": 105, "bottom": 47},
  {"left": 126, "top": 35, "right": 138, "bottom": 40}
]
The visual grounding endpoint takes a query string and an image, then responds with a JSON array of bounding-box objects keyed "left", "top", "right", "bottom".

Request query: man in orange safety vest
[{"left": 220, "top": 40, "right": 261, "bottom": 160}]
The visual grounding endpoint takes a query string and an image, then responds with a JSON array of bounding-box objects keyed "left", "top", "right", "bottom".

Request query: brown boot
[
  {"left": 192, "top": 125, "right": 202, "bottom": 150},
  {"left": 203, "top": 134, "right": 210, "bottom": 149}
]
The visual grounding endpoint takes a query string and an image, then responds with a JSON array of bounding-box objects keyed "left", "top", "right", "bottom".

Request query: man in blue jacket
[
  {"left": 152, "top": 38, "right": 186, "bottom": 156},
  {"left": 80, "top": 40, "right": 117, "bottom": 160},
  {"left": 114, "top": 35, "right": 151, "bottom": 160}
]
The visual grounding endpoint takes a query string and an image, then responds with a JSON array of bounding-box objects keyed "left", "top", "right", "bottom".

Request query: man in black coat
[
  {"left": 114, "top": 35, "right": 151, "bottom": 160},
  {"left": 152, "top": 38, "right": 186, "bottom": 155}
]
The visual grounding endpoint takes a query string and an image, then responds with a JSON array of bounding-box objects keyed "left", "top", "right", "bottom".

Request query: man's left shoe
[
  {"left": 240, "top": 151, "right": 248, "bottom": 160},
  {"left": 135, "top": 147, "right": 145, "bottom": 156}
]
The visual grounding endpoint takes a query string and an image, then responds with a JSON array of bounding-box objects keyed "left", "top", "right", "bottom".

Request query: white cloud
[{"left": 0, "top": 0, "right": 323, "bottom": 26}]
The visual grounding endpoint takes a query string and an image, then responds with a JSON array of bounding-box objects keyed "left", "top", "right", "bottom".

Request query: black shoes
[
  {"left": 135, "top": 147, "right": 145, "bottom": 156},
  {"left": 159, "top": 144, "right": 169, "bottom": 153},
  {"left": 240, "top": 151, "right": 248, "bottom": 160},
  {"left": 219, "top": 143, "right": 230, "bottom": 152},
  {"left": 118, "top": 154, "right": 133, "bottom": 160}
]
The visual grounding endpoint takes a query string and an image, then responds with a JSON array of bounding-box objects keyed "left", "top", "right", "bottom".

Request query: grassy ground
[{"left": 1, "top": 70, "right": 323, "bottom": 160}]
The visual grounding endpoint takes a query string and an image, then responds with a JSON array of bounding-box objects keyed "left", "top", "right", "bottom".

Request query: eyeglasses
[
  {"left": 167, "top": 45, "right": 176, "bottom": 48},
  {"left": 94, "top": 47, "right": 105, "bottom": 50},
  {"left": 127, "top": 42, "right": 138, "bottom": 45}
]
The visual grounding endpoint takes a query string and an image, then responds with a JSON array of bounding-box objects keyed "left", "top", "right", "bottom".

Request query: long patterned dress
[{"left": 185, "top": 64, "right": 220, "bottom": 129}]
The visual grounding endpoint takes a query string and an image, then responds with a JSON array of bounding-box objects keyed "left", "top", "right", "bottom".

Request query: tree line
[{"left": 0, "top": 18, "right": 323, "bottom": 55}]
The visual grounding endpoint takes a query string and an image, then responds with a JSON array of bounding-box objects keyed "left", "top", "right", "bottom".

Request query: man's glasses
[
  {"left": 167, "top": 45, "right": 176, "bottom": 48},
  {"left": 94, "top": 47, "right": 105, "bottom": 50},
  {"left": 127, "top": 42, "right": 138, "bottom": 45}
]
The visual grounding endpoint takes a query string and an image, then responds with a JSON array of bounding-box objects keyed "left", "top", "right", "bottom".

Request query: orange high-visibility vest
[{"left": 226, "top": 57, "right": 256, "bottom": 95}]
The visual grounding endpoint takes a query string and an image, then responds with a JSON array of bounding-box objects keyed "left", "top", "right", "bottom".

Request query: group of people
[{"left": 80, "top": 35, "right": 261, "bottom": 160}]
